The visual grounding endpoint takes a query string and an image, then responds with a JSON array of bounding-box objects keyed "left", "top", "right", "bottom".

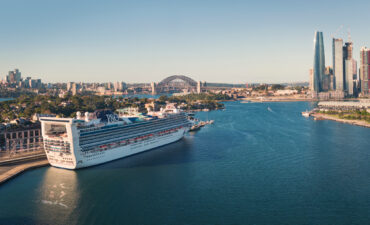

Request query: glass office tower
[{"left": 313, "top": 31, "right": 325, "bottom": 92}]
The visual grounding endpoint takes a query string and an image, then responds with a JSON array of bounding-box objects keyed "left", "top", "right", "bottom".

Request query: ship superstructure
[{"left": 40, "top": 110, "right": 191, "bottom": 169}]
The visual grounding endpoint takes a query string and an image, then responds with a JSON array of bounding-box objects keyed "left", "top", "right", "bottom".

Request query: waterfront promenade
[
  {"left": 311, "top": 112, "right": 370, "bottom": 128},
  {"left": 0, "top": 159, "right": 49, "bottom": 185},
  {"left": 242, "top": 96, "right": 314, "bottom": 102},
  {"left": 311, "top": 100, "right": 370, "bottom": 128},
  {"left": 0, "top": 152, "right": 48, "bottom": 185}
]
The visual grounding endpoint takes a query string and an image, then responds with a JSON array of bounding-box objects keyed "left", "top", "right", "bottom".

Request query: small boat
[
  {"left": 190, "top": 125, "right": 201, "bottom": 131},
  {"left": 301, "top": 111, "right": 310, "bottom": 117}
]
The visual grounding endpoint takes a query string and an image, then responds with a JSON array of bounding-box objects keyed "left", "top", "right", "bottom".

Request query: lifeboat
[{"left": 110, "top": 143, "right": 118, "bottom": 148}]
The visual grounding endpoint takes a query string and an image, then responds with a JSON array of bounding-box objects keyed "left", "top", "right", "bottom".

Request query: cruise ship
[{"left": 40, "top": 108, "right": 192, "bottom": 169}]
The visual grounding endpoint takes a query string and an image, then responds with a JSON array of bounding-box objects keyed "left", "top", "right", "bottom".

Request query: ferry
[{"left": 40, "top": 109, "right": 191, "bottom": 169}]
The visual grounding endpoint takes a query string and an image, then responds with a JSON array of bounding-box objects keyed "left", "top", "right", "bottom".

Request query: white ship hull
[
  {"left": 41, "top": 112, "right": 191, "bottom": 169},
  {"left": 76, "top": 127, "right": 187, "bottom": 169}
]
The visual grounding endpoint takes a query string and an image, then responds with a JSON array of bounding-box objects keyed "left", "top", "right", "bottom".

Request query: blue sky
[{"left": 1, "top": 0, "right": 369, "bottom": 83}]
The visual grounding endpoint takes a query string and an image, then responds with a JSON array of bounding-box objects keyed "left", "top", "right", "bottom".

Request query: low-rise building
[
  {"left": 318, "top": 101, "right": 370, "bottom": 111},
  {"left": 274, "top": 90, "right": 298, "bottom": 96},
  {"left": 0, "top": 123, "right": 43, "bottom": 151}
]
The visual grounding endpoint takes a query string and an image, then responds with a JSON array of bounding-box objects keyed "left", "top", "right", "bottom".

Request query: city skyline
[{"left": 1, "top": 0, "right": 370, "bottom": 83}]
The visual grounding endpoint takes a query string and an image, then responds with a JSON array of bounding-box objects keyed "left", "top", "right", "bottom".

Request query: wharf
[
  {"left": 0, "top": 156, "right": 49, "bottom": 185},
  {"left": 189, "top": 120, "right": 214, "bottom": 131}
]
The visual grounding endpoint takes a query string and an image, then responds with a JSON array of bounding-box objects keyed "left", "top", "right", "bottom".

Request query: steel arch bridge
[{"left": 157, "top": 75, "right": 197, "bottom": 87}]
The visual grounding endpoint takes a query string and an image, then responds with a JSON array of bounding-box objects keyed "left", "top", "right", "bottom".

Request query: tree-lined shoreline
[{"left": 0, "top": 93, "right": 229, "bottom": 123}]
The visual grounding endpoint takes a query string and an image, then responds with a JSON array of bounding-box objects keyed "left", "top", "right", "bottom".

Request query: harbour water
[
  {"left": 0, "top": 98, "right": 13, "bottom": 102},
  {"left": 1, "top": 101, "right": 370, "bottom": 225}
]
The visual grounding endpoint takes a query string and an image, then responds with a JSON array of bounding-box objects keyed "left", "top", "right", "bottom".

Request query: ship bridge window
[{"left": 45, "top": 124, "right": 68, "bottom": 137}]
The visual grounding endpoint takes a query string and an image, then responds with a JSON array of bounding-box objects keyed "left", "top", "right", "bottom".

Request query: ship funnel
[
  {"left": 85, "top": 112, "right": 90, "bottom": 122},
  {"left": 76, "top": 111, "right": 82, "bottom": 119}
]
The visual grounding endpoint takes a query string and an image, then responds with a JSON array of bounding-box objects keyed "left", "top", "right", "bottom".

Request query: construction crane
[
  {"left": 347, "top": 27, "right": 352, "bottom": 42},
  {"left": 331, "top": 25, "right": 343, "bottom": 39}
]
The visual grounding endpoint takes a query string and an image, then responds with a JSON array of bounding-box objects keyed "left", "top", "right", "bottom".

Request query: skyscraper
[
  {"left": 343, "top": 42, "right": 354, "bottom": 95},
  {"left": 352, "top": 59, "right": 358, "bottom": 95},
  {"left": 333, "top": 38, "right": 344, "bottom": 91},
  {"left": 323, "top": 66, "right": 333, "bottom": 91},
  {"left": 151, "top": 82, "right": 157, "bottom": 95},
  {"left": 360, "top": 47, "right": 370, "bottom": 95},
  {"left": 344, "top": 60, "right": 353, "bottom": 94},
  {"left": 71, "top": 83, "right": 77, "bottom": 95},
  {"left": 67, "top": 82, "right": 73, "bottom": 91},
  {"left": 313, "top": 31, "right": 325, "bottom": 92},
  {"left": 197, "top": 81, "right": 202, "bottom": 93},
  {"left": 121, "top": 82, "right": 127, "bottom": 90},
  {"left": 14, "top": 69, "right": 21, "bottom": 83},
  {"left": 114, "top": 81, "right": 120, "bottom": 92},
  {"left": 309, "top": 68, "right": 313, "bottom": 91},
  {"left": 107, "top": 82, "right": 112, "bottom": 90},
  {"left": 6, "top": 69, "right": 22, "bottom": 84}
]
